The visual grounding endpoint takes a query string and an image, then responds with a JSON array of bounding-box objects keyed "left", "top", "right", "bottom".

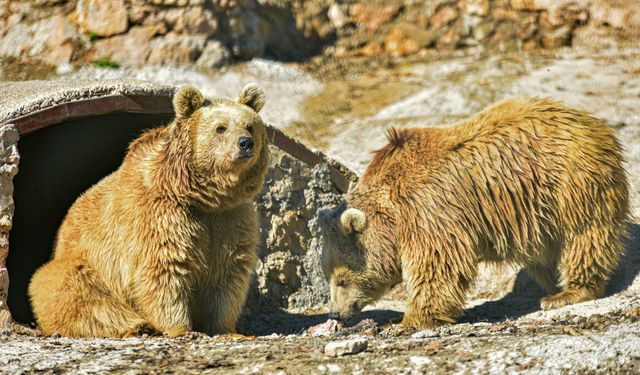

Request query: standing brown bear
[
  {"left": 321, "top": 98, "right": 629, "bottom": 328},
  {"left": 29, "top": 84, "right": 269, "bottom": 337}
]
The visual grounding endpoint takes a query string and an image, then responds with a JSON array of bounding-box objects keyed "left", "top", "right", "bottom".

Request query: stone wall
[
  {"left": 328, "top": 0, "right": 640, "bottom": 57},
  {"left": 248, "top": 145, "right": 348, "bottom": 313},
  {"left": 0, "top": 123, "right": 18, "bottom": 330},
  {"left": 0, "top": 0, "right": 638, "bottom": 70},
  {"left": 0, "top": 0, "right": 331, "bottom": 69}
]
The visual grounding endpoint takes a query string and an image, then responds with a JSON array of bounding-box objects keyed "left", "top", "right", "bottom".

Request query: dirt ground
[
  {"left": 2, "top": 307, "right": 639, "bottom": 374},
  {"left": 2, "top": 47, "right": 640, "bottom": 373}
]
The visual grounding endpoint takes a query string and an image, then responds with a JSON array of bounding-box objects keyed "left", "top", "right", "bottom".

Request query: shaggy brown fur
[
  {"left": 320, "top": 98, "right": 629, "bottom": 328},
  {"left": 28, "top": 84, "right": 269, "bottom": 337}
]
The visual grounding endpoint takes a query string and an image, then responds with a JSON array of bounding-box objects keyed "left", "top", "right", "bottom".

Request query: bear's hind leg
[
  {"left": 524, "top": 263, "right": 561, "bottom": 294},
  {"left": 541, "top": 223, "right": 624, "bottom": 310},
  {"left": 29, "top": 258, "right": 148, "bottom": 338}
]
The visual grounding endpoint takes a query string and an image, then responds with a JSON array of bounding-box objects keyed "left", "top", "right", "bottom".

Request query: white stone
[
  {"left": 410, "top": 356, "right": 432, "bottom": 367},
  {"left": 328, "top": 4, "right": 348, "bottom": 29},
  {"left": 411, "top": 329, "right": 439, "bottom": 339},
  {"left": 324, "top": 338, "right": 368, "bottom": 357}
]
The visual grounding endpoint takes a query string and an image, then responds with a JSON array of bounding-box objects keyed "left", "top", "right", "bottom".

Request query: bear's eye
[
  {"left": 337, "top": 280, "right": 348, "bottom": 288},
  {"left": 247, "top": 125, "right": 254, "bottom": 134},
  {"left": 216, "top": 126, "right": 227, "bottom": 134}
]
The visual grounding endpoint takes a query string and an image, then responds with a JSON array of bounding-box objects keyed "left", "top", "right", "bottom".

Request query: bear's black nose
[{"left": 238, "top": 136, "right": 254, "bottom": 153}]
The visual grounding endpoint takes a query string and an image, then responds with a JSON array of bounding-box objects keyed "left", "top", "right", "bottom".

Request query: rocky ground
[
  {"left": 1, "top": 47, "right": 639, "bottom": 373},
  {"left": 1, "top": 306, "right": 639, "bottom": 374}
]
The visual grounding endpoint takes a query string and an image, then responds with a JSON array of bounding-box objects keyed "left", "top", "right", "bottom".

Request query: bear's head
[
  {"left": 173, "top": 83, "right": 266, "bottom": 173},
  {"left": 167, "top": 83, "right": 269, "bottom": 209},
  {"left": 320, "top": 202, "right": 399, "bottom": 322}
]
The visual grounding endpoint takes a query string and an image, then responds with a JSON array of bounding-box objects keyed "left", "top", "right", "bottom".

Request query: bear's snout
[
  {"left": 329, "top": 301, "right": 361, "bottom": 323},
  {"left": 238, "top": 136, "right": 254, "bottom": 156}
]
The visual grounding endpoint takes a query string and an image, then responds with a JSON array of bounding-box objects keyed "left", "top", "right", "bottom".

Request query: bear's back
[{"left": 357, "top": 98, "right": 628, "bottom": 263}]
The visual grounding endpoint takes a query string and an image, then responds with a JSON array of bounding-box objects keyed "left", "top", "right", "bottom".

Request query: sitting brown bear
[
  {"left": 28, "top": 84, "right": 269, "bottom": 337},
  {"left": 320, "top": 98, "right": 629, "bottom": 328}
]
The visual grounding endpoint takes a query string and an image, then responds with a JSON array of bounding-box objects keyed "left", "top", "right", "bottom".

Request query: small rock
[
  {"left": 356, "top": 41, "right": 383, "bottom": 57},
  {"left": 472, "top": 20, "right": 495, "bottom": 40},
  {"left": 461, "top": 0, "right": 490, "bottom": 17},
  {"left": 171, "top": 6, "right": 218, "bottom": 37},
  {"left": 327, "top": 4, "right": 349, "bottom": 29},
  {"left": 147, "top": 33, "right": 207, "bottom": 65},
  {"left": 472, "top": 322, "right": 492, "bottom": 327},
  {"left": 554, "top": 4, "right": 588, "bottom": 26},
  {"left": 380, "top": 324, "right": 416, "bottom": 337},
  {"left": 590, "top": 4, "right": 640, "bottom": 30},
  {"left": 436, "top": 25, "right": 462, "bottom": 50},
  {"left": 228, "top": 12, "right": 266, "bottom": 59},
  {"left": 196, "top": 40, "right": 231, "bottom": 70},
  {"left": 492, "top": 7, "right": 517, "bottom": 21},
  {"left": 90, "top": 26, "right": 157, "bottom": 67},
  {"left": 523, "top": 40, "right": 539, "bottom": 50},
  {"left": 128, "top": 3, "right": 153, "bottom": 24},
  {"left": 55, "top": 63, "right": 73, "bottom": 75},
  {"left": 516, "top": 14, "right": 539, "bottom": 40},
  {"left": 75, "top": 0, "right": 128, "bottom": 37},
  {"left": 410, "top": 355, "right": 432, "bottom": 367},
  {"left": 540, "top": 25, "right": 572, "bottom": 48},
  {"left": 430, "top": 5, "right": 459, "bottom": 29},
  {"left": 325, "top": 338, "right": 368, "bottom": 357},
  {"left": 510, "top": 0, "right": 573, "bottom": 11},
  {"left": 624, "top": 306, "right": 640, "bottom": 318},
  {"left": 307, "top": 319, "right": 340, "bottom": 336},
  {"left": 411, "top": 329, "right": 439, "bottom": 339},
  {"left": 447, "top": 323, "right": 474, "bottom": 335},
  {"left": 350, "top": 3, "right": 400, "bottom": 33},
  {"left": 384, "top": 23, "right": 434, "bottom": 57}
]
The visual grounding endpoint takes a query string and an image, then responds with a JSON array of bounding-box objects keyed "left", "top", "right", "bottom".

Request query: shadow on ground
[
  {"left": 241, "top": 309, "right": 402, "bottom": 336},
  {"left": 245, "top": 224, "right": 640, "bottom": 333},
  {"left": 463, "top": 222, "right": 640, "bottom": 323}
]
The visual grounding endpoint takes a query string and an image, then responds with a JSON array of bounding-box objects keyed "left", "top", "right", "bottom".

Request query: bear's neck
[
  {"left": 139, "top": 130, "right": 268, "bottom": 212},
  {"left": 348, "top": 190, "right": 404, "bottom": 285},
  {"left": 189, "top": 143, "right": 269, "bottom": 211}
]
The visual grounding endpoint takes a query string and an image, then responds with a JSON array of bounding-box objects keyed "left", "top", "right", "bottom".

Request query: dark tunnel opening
[{"left": 7, "top": 112, "right": 173, "bottom": 324}]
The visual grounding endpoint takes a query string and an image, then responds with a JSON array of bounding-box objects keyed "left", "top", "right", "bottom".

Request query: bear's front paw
[
  {"left": 164, "top": 326, "right": 189, "bottom": 337},
  {"left": 184, "top": 330, "right": 210, "bottom": 339},
  {"left": 401, "top": 314, "right": 449, "bottom": 329},
  {"left": 123, "top": 323, "right": 158, "bottom": 338},
  {"left": 541, "top": 289, "right": 595, "bottom": 310}
]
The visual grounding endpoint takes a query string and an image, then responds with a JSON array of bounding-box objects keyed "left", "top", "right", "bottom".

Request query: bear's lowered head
[{"left": 319, "top": 202, "right": 401, "bottom": 322}]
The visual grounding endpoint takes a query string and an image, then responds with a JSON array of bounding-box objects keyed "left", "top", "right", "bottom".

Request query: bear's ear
[
  {"left": 173, "top": 86, "right": 204, "bottom": 118},
  {"left": 237, "top": 83, "right": 265, "bottom": 113},
  {"left": 339, "top": 208, "right": 368, "bottom": 235}
]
